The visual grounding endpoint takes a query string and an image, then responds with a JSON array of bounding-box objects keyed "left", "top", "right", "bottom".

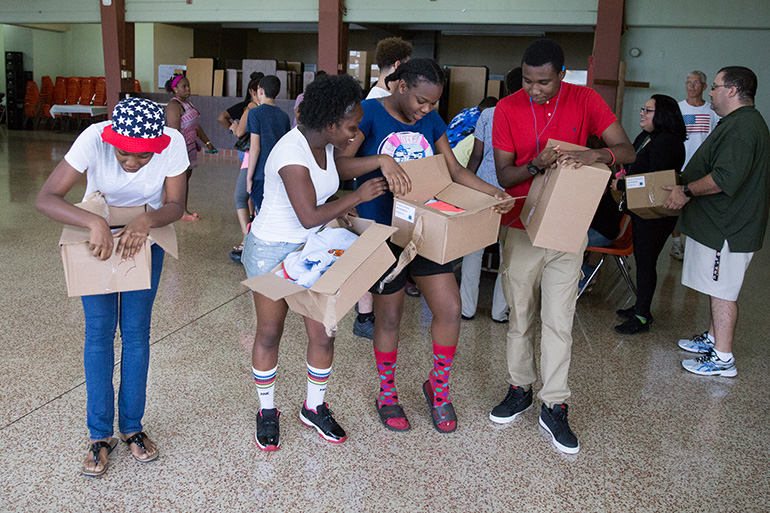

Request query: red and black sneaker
[
  {"left": 255, "top": 408, "right": 280, "bottom": 451},
  {"left": 299, "top": 402, "right": 347, "bottom": 443}
]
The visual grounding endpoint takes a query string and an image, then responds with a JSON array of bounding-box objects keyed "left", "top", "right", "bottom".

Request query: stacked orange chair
[
  {"left": 93, "top": 78, "right": 107, "bottom": 106},
  {"left": 134, "top": 79, "right": 142, "bottom": 92},
  {"left": 23, "top": 80, "right": 40, "bottom": 129},
  {"left": 52, "top": 77, "right": 67, "bottom": 106},
  {"left": 39, "top": 76, "right": 54, "bottom": 127},
  {"left": 65, "top": 77, "right": 81, "bottom": 105}
]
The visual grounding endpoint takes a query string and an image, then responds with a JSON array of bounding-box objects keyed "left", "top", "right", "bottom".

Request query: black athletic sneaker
[
  {"left": 299, "top": 402, "right": 347, "bottom": 443},
  {"left": 539, "top": 403, "right": 579, "bottom": 454},
  {"left": 489, "top": 385, "right": 533, "bottom": 424},
  {"left": 255, "top": 408, "right": 280, "bottom": 451}
]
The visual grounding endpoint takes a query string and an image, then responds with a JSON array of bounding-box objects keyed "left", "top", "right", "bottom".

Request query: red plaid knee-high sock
[
  {"left": 374, "top": 348, "right": 399, "bottom": 408},
  {"left": 429, "top": 341, "right": 456, "bottom": 407}
]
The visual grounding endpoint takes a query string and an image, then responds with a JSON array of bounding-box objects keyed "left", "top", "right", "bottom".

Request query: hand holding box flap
[
  {"left": 58, "top": 191, "right": 179, "bottom": 297},
  {"left": 519, "top": 139, "right": 611, "bottom": 254}
]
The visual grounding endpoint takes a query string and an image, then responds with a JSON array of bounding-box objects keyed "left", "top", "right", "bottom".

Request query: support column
[
  {"left": 100, "top": 0, "right": 135, "bottom": 115},
  {"left": 591, "top": 0, "right": 624, "bottom": 112},
  {"left": 318, "top": 0, "right": 348, "bottom": 75}
]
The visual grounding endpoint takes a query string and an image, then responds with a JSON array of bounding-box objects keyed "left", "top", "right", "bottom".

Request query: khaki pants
[{"left": 499, "top": 227, "right": 586, "bottom": 407}]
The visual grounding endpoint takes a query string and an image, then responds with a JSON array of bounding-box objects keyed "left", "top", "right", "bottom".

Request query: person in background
[
  {"left": 245, "top": 75, "right": 390, "bottom": 450},
  {"left": 664, "top": 66, "right": 770, "bottom": 378},
  {"left": 446, "top": 96, "right": 498, "bottom": 148},
  {"left": 669, "top": 70, "right": 721, "bottom": 260},
  {"left": 490, "top": 39, "right": 635, "bottom": 454},
  {"left": 612, "top": 95, "right": 686, "bottom": 335},
  {"left": 459, "top": 69, "right": 524, "bottom": 323},
  {"left": 367, "top": 37, "right": 413, "bottom": 99},
  {"left": 245, "top": 75, "right": 291, "bottom": 216},
  {"left": 337, "top": 58, "right": 514, "bottom": 434},
  {"left": 218, "top": 72, "right": 264, "bottom": 264},
  {"left": 164, "top": 73, "right": 217, "bottom": 221},
  {"left": 36, "top": 97, "right": 189, "bottom": 476}
]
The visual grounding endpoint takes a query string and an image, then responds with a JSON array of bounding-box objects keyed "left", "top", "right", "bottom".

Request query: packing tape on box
[
  {"left": 524, "top": 167, "right": 554, "bottom": 227},
  {"left": 378, "top": 216, "right": 424, "bottom": 293}
]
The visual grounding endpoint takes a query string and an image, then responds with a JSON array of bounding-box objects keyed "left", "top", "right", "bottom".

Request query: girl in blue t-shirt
[{"left": 337, "top": 58, "right": 513, "bottom": 433}]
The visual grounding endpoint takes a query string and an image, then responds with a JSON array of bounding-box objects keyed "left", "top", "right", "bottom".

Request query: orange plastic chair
[
  {"left": 52, "top": 76, "right": 67, "bottom": 106},
  {"left": 93, "top": 78, "right": 107, "bottom": 106},
  {"left": 79, "top": 78, "right": 94, "bottom": 106},
  {"left": 65, "top": 77, "right": 81, "bottom": 105},
  {"left": 23, "top": 81, "right": 41, "bottom": 128},
  {"left": 577, "top": 214, "right": 636, "bottom": 298},
  {"left": 41, "top": 76, "right": 54, "bottom": 100},
  {"left": 134, "top": 79, "right": 142, "bottom": 92}
]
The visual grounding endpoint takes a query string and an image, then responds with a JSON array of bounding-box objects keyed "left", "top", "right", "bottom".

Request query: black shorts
[{"left": 371, "top": 242, "right": 456, "bottom": 295}]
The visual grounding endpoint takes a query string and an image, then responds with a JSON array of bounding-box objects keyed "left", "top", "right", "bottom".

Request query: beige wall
[{"left": 153, "top": 24, "right": 194, "bottom": 91}]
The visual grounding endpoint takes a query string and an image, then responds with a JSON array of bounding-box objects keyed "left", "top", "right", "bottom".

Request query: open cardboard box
[
  {"left": 59, "top": 192, "right": 178, "bottom": 297},
  {"left": 626, "top": 169, "right": 681, "bottom": 219},
  {"left": 242, "top": 216, "right": 396, "bottom": 334},
  {"left": 390, "top": 155, "right": 504, "bottom": 264},
  {"left": 520, "top": 139, "right": 612, "bottom": 254}
]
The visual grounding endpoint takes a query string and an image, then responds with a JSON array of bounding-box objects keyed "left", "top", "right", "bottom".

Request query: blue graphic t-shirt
[
  {"left": 446, "top": 106, "right": 480, "bottom": 148},
  {"left": 355, "top": 98, "right": 448, "bottom": 224}
]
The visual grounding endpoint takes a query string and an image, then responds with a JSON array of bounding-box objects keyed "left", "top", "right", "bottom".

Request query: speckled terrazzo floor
[{"left": 1, "top": 125, "right": 769, "bottom": 513}]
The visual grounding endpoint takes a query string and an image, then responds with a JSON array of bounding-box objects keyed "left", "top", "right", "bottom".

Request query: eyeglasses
[
  {"left": 640, "top": 108, "right": 655, "bottom": 114},
  {"left": 711, "top": 83, "right": 729, "bottom": 91}
]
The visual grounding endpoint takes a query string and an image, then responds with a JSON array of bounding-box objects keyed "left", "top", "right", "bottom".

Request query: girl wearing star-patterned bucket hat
[{"left": 36, "top": 96, "right": 190, "bottom": 477}]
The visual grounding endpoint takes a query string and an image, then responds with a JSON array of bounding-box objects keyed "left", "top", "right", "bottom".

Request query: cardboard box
[
  {"left": 390, "top": 155, "right": 504, "bottom": 264},
  {"left": 626, "top": 169, "right": 681, "bottom": 219},
  {"left": 242, "top": 217, "right": 396, "bottom": 333},
  {"left": 520, "top": 139, "right": 611, "bottom": 254},
  {"left": 348, "top": 50, "right": 374, "bottom": 89},
  {"left": 59, "top": 193, "right": 178, "bottom": 297}
]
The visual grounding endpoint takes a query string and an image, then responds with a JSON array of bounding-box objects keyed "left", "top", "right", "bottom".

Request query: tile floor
[{"left": 1, "top": 126, "right": 768, "bottom": 512}]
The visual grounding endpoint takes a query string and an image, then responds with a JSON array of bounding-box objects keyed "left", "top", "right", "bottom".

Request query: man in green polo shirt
[{"left": 663, "top": 66, "right": 770, "bottom": 377}]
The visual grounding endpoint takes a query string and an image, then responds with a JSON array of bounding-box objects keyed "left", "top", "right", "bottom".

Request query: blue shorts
[{"left": 242, "top": 231, "right": 303, "bottom": 279}]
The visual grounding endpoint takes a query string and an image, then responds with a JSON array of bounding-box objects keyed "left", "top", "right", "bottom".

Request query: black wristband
[
  {"left": 527, "top": 161, "right": 544, "bottom": 176},
  {"left": 683, "top": 185, "right": 693, "bottom": 198}
]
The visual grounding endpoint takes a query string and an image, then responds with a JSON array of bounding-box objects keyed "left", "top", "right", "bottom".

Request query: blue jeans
[
  {"left": 242, "top": 230, "right": 302, "bottom": 279},
  {"left": 580, "top": 228, "right": 612, "bottom": 289},
  {"left": 81, "top": 244, "right": 164, "bottom": 440}
]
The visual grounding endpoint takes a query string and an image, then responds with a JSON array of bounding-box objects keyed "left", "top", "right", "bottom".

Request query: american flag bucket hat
[{"left": 101, "top": 97, "right": 171, "bottom": 154}]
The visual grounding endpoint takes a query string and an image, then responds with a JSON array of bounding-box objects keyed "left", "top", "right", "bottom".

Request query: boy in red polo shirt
[{"left": 489, "top": 39, "right": 635, "bottom": 454}]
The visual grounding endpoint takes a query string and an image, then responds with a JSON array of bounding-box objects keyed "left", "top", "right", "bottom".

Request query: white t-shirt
[
  {"left": 251, "top": 127, "right": 340, "bottom": 243},
  {"left": 366, "top": 86, "right": 390, "bottom": 100},
  {"left": 65, "top": 121, "right": 189, "bottom": 209},
  {"left": 678, "top": 100, "right": 720, "bottom": 170}
]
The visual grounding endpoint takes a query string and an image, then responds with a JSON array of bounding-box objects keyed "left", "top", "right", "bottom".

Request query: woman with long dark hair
[{"left": 614, "top": 94, "right": 686, "bottom": 334}]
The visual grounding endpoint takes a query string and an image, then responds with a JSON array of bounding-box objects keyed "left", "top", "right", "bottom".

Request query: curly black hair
[
  {"left": 374, "top": 37, "right": 413, "bottom": 69},
  {"left": 650, "top": 94, "right": 687, "bottom": 141},
  {"left": 384, "top": 58, "right": 445, "bottom": 90},
  {"left": 522, "top": 39, "right": 564, "bottom": 73},
  {"left": 298, "top": 74, "right": 363, "bottom": 130},
  {"left": 164, "top": 72, "right": 186, "bottom": 93}
]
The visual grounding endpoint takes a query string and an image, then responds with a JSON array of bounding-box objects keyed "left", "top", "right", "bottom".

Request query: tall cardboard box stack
[
  {"left": 390, "top": 155, "right": 504, "bottom": 264},
  {"left": 626, "top": 169, "right": 681, "bottom": 219},
  {"left": 520, "top": 139, "right": 612, "bottom": 254},
  {"left": 348, "top": 51, "right": 374, "bottom": 89}
]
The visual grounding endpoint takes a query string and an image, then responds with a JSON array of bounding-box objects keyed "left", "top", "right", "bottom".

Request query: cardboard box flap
[
  {"left": 435, "top": 183, "right": 503, "bottom": 215},
  {"left": 108, "top": 205, "right": 148, "bottom": 227},
  {"left": 59, "top": 224, "right": 92, "bottom": 245},
  {"left": 148, "top": 224, "right": 179, "bottom": 259},
  {"left": 397, "top": 155, "right": 453, "bottom": 203},
  {"left": 546, "top": 139, "right": 611, "bottom": 172},
  {"left": 310, "top": 223, "right": 397, "bottom": 295},
  {"left": 242, "top": 271, "right": 307, "bottom": 301}
]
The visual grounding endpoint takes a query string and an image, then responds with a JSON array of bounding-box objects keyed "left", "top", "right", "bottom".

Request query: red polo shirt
[{"left": 492, "top": 82, "right": 617, "bottom": 229}]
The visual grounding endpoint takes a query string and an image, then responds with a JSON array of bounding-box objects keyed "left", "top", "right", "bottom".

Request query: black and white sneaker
[
  {"left": 255, "top": 408, "right": 280, "bottom": 451},
  {"left": 489, "top": 385, "right": 533, "bottom": 424},
  {"left": 539, "top": 403, "right": 579, "bottom": 454},
  {"left": 299, "top": 402, "right": 347, "bottom": 443}
]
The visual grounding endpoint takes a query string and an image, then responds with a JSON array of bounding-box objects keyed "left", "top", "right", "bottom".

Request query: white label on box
[
  {"left": 394, "top": 202, "right": 416, "bottom": 223},
  {"left": 626, "top": 176, "right": 646, "bottom": 189}
]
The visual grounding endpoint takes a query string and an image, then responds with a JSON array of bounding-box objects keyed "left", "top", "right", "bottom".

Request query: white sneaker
[
  {"left": 670, "top": 240, "right": 685, "bottom": 260},
  {"left": 678, "top": 331, "right": 714, "bottom": 353},
  {"left": 682, "top": 350, "right": 737, "bottom": 377}
]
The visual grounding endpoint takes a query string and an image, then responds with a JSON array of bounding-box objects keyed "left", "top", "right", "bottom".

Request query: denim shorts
[{"left": 242, "top": 230, "right": 303, "bottom": 279}]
